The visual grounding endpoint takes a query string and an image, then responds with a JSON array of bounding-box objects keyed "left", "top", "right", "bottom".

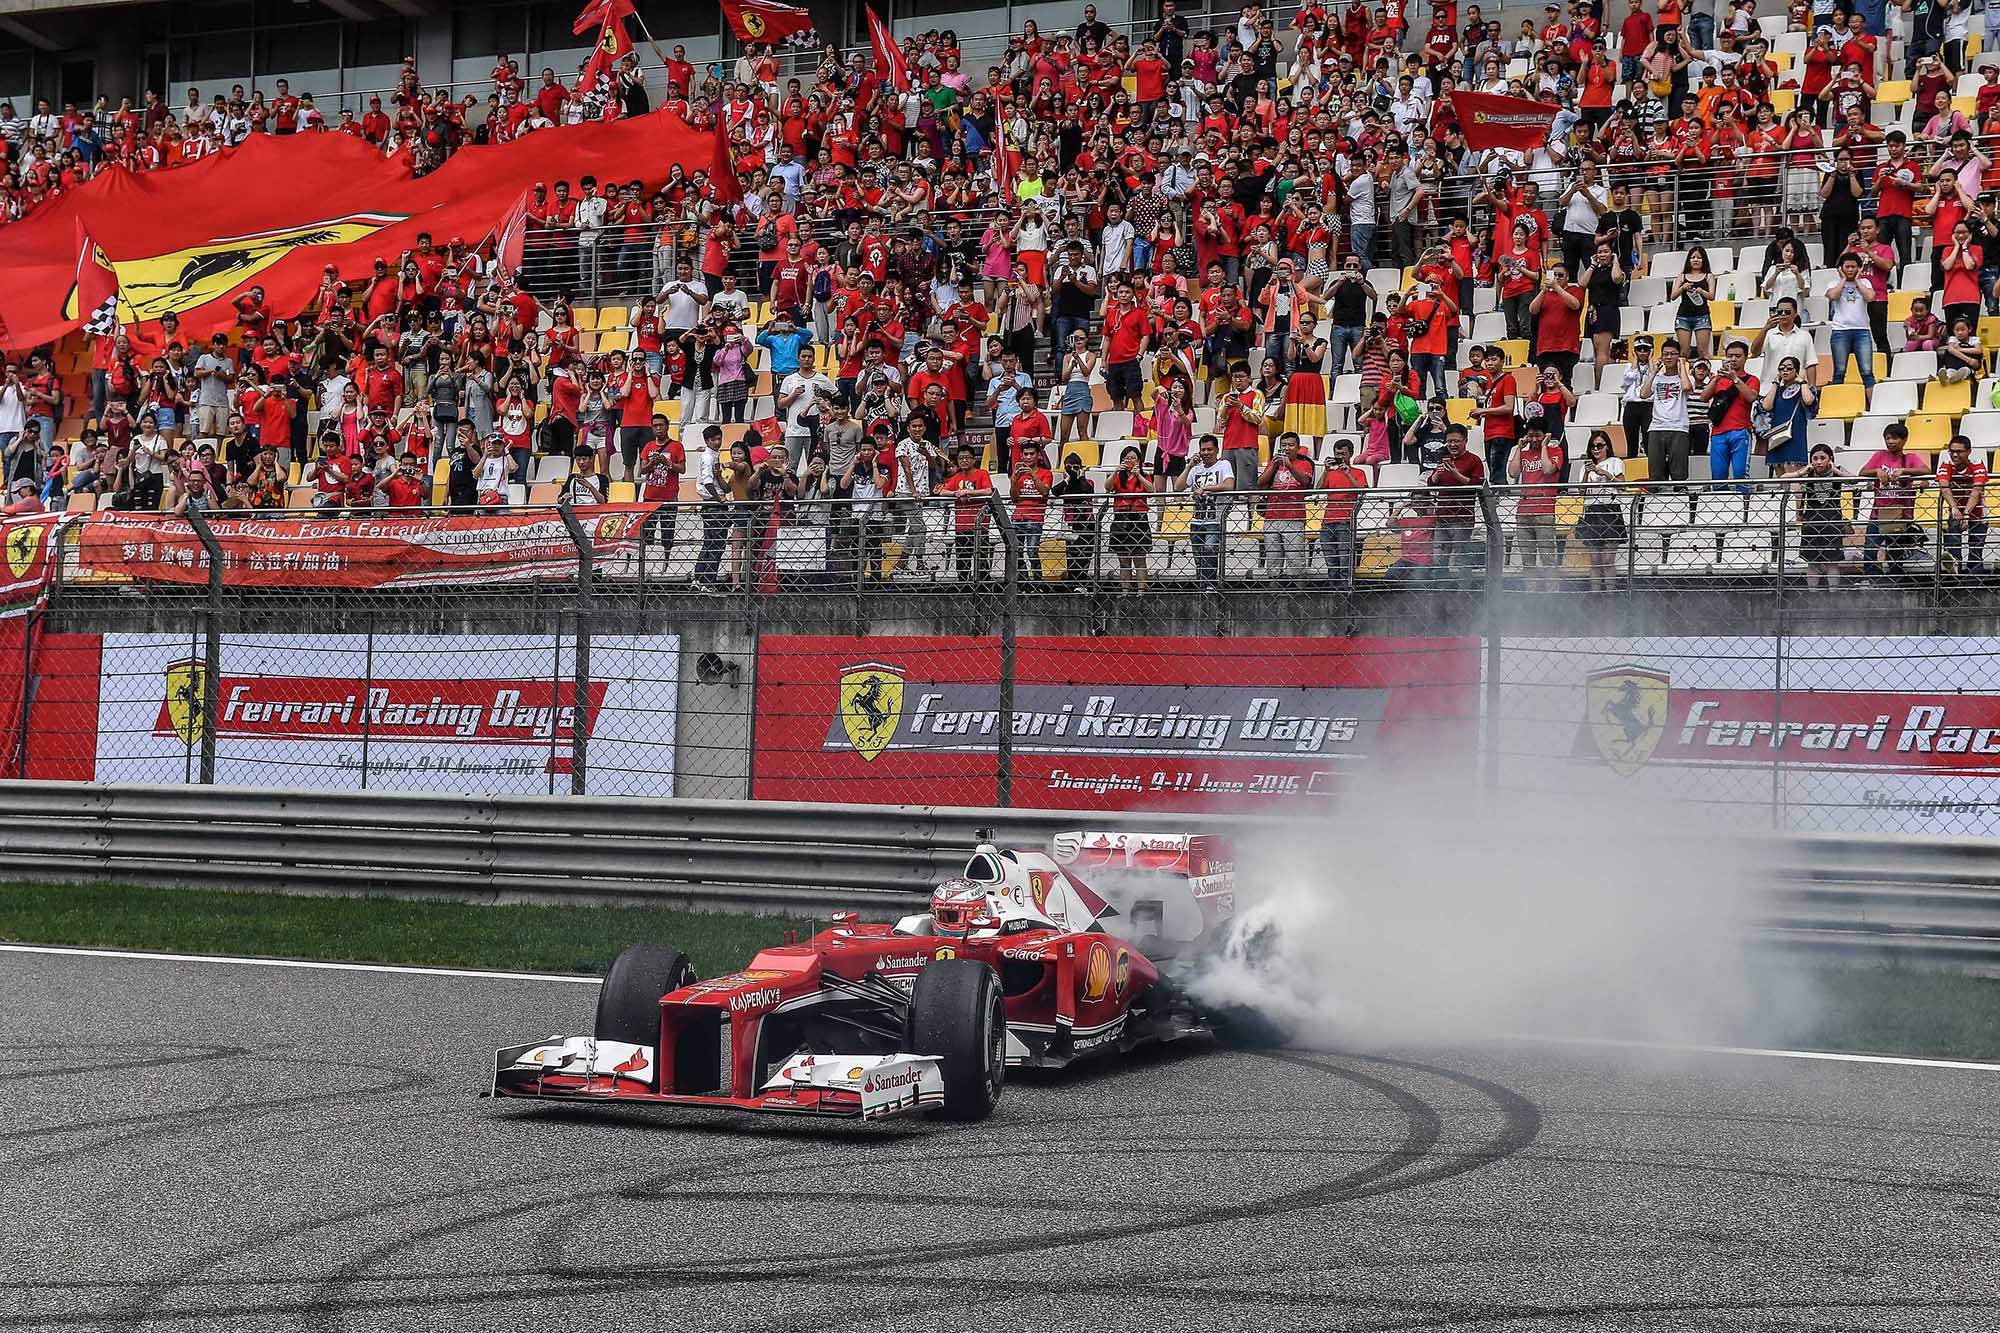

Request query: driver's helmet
[{"left": 929, "top": 877, "right": 989, "bottom": 934}]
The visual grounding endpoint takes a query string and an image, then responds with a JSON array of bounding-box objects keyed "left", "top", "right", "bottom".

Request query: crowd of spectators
[{"left": 5, "top": 0, "right": 2000, "bottom": 587}]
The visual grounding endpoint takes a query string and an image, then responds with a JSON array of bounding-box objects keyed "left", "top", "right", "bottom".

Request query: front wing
[{"left": 492, "top": 1036, "right": 945, "bottom": 1120}]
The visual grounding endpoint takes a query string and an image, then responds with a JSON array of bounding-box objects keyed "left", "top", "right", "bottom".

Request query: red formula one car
[{"left": 492, "top": 830, "right": 1261, "bottom": 1122}]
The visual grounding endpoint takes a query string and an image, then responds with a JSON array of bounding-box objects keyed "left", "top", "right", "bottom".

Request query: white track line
[
  {"left": 0, "top": 942, "right": 597, "bottom": 984},
  {"left": 1491, "top": 1031, "right": 2000, "bottom": 1074},
  {"left": 4, "top": 942, "right": 1996, "bottom": 1074}
]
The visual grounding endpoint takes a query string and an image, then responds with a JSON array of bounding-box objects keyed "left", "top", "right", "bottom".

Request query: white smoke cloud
[{"left": 1185, "top": 764, "right": 1823, "bottom": 1052}]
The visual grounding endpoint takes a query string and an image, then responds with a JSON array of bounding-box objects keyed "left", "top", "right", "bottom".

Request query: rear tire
[
  {"left": 594, "top": 944, "right": 696, "bottom": 1048},
  {"left": 905, "top": 959, "right": 1005, "bottom": 1121}
]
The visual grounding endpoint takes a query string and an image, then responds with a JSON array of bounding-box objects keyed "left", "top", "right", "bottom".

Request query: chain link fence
[{"left": 17, "top": 477, "right": 2000, "bottom": 833}]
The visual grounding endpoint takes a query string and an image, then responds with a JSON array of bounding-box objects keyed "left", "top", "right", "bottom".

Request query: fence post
[
  {"left": 987, "top": 493, "right": 1018, "bottom": 808},
  {"left": 558, "top": 501, "right": 593, "bottom": 796},
  {"left": 1480, "top": 485, "right": 1503, "bottom": 795},
  {"left": 1772, "top": 484, "right": 1789, "bottom": 832},
  {"left": 186, "top": 507, "right": 224, "bottom": 786}
]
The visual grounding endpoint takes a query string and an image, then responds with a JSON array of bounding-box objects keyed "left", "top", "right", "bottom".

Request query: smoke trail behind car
[{"left": 1184, "top": 766, "right": 1821, "bottom": 1052}]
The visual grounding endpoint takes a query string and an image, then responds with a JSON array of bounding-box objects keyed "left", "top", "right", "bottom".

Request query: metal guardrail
[{"left": 1, "top": 781, "right": 1997, "bottom": 968}]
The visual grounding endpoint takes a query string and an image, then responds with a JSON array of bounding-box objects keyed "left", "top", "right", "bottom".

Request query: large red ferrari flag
[
  {"left": 722, "top": 0, "right": 818, "bottom": 44},
  {"left": 0, "top": 110, "right": 723, "bottom": 350},
  {"left": 1448, "top": 91, "right": 1559, "bottom": 151}
]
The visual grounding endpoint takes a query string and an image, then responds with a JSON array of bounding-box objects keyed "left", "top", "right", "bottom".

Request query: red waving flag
[
  {"left": 577, "top": 0, "right": 634, "bottom": 92},
  {"left": 722, "top": 0, "right": 817, "bottom": 44},
  {"left": 0, "top": 110, "right": 724, "bottom": 350},
  {"left": 866, "top": 5, "right": 911, "bottom": 93},
  {"left": 1448, "top": 91, "right": 1559, "bottom": 152}
]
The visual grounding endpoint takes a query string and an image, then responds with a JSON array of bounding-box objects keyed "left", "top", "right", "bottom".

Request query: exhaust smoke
[{"left": 1185, "top": 768, "right": 1821, "bottom": 1052}]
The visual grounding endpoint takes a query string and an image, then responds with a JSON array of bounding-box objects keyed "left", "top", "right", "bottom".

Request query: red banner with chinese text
[{"left": 71, "top": 507, "right": 656, "bottom": 589}]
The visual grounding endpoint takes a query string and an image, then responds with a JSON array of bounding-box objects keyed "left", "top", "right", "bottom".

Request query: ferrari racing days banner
[
  {"left": 72, "top": 506, "right": 654, "bottom": 589},
  {"left": 12, "top": 632, "right": 678, "bottom": 793},
  {"left": 0, "top": 109, "right": 722, "bottom": 349},
  {"left": 750, "top": 636, "right": 1482, "bottom": 811},
  {"left": 1497, "top": 636, "right": 2000, "bottom": 834}
]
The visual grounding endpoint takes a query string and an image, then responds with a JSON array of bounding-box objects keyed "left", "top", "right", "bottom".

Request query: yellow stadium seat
[
  {"left": 596, "top": 329, "right": 632, "bottom": 354},
  {"left": 287, "top": 462, "right": 302, "bottom": 486},
  {"left": 1982, "top": 316, "right": 2000, "bottom": 351},
  {"left": 1059, "top": 439, "right": 1102, "bottom": 468},
  {"left": 1446, "top": 398, "right": 1475, "bottom": 426},
  {"left": 1817, "top": 383, "right": 1867, "bottom": 420},
  {"left": 527, "top": 482, "right": 563, "bottom": 506},
  {"left": 1304, "top": 497, "right": 1327, "bottom": 538},
  {"left": 1038, "top": 535, "right": 1066, "bottom": 580},
  {"left": 1914, "top": 486, "right": 1943, "bottom": 530},
  {"left": 1156, "top": 499, "right": 1192, "bottom": 541},
  {"left": 1554, "top": 491, "right": 1586, "bottom": 531},
  {"left": 572, "top": 306, "right": 601, "bottom": 332},
  {"left": 1622, "top": 455, "right": 1649, "bottom": 483},
  {"left": 1769, "top": 50, "right": 1794, "bottom": 71},
  {"left": 1709, "top": 300, "right": 1735, "bottom": 330},
  {"left": 607, "top": 480, "right": 637, "bottom": 502},
  {"left": 1924, "top": 379, "right": 1973, "bottom": 416},
  {"left": 1954, "top": 95, "right": 1978, "bottom": 118},
  {"left": 1769, "top": 88, "right": 1797, "bottom": 116},
  {"left": 1495, "top": 338, "right": 1529, "bottom": 368},
  {"left": 1908, "top": 412, "right": 1954, "bottom": 450},
  {"left": 1357, "top": 532, "right": 1397, "bottom": 577},
  {"left": 1888, "top": 290, "right": 1922, "bottom": 321},
  {"left": 659, "top": 398, "right": 680, "bottom": 421},
  {"left": 1877, "top": 79, "right": 1913, "bottom": 104}
]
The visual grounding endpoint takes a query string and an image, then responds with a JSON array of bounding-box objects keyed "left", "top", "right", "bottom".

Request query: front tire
[
  {"left": 906, "top": 959, "right": 1005, "bottom": 1121},
  {"left": 594, "top": 944, "right": 696, "bottom": 1048}
]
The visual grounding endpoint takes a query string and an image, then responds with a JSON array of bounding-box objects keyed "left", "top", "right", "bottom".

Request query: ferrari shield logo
[
  {"left": 3, "top": 521, "right": 43, "bottom": 580},
  {"left": 89, "top": 214, "right": 407, "bottom": 324},
  {"left": 163, "top": 658, "right": 208, "bottom": 747},
  {"left": 1584, "top": 665, "right": 1670, "bottom": 776},
  {"left": 837, "top": 661, "right": 904, "bottom": 761},
  {"left": 743, "top": 10, "right": 767, "bottom": 35}
]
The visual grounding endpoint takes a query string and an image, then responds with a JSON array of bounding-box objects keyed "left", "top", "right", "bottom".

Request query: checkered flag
[
  {"left": 81, "top": 295, "right": 119, "bottom": 338},
  {"left": 781, "top": 27, "right": 817, "bottom": 50}
]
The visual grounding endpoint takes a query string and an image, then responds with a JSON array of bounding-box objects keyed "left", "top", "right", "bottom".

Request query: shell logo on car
[{"left": 1081, "top": 941, "right": 1112, "bottom": 1003}]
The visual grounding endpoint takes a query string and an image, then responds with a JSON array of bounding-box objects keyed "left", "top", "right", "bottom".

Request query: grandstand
[{"left": 3, "top": 0, "right": 1999, "bottom": 589}]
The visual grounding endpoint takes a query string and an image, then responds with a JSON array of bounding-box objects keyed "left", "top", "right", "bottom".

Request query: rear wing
[{"left": 1049, "top": 831, "right": 1233, "bottom": 878}]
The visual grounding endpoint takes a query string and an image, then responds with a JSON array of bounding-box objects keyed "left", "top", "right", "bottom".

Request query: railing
[
  {"left": 1, "top": 780, "right": 1995, "bottom": 965},
  {"left": 51, "top": 478, "right": 1983, "bottom": 595}
]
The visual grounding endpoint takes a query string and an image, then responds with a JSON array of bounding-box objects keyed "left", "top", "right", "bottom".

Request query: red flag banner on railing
[
  {"left": 722, "top": 0, "right": 818, "bottom": 45},
  {"left": 72, "top": 508, "right": 658, "bottom": 590},
  {"left": 0, "top": 514, "right": 71, "bottom": 619},
  {"left": 1448, "top": 91, "right": 1560, "bottom": 152}
]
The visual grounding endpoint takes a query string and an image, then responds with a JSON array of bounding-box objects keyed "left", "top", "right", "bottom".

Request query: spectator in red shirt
[
  {"left": 1938, "top": 434, "right": 1988, "bottom": 575},
  {"left": 936, "top": 441, "right": 993, "bottom": 583},
  {"left": 1703, "top": 339, "right": 1759, "bottom": 488},
  {"left": 1318, "top": 437, "right": 1369, "bottom": 588},
  {"left": 1426, "top": 424, "right": 1485, "bottom": 587}
]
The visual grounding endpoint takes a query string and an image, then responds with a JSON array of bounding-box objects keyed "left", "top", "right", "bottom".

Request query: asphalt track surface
[{"left": 4, "top": 950, "right": 1999, "bottom": 1332}]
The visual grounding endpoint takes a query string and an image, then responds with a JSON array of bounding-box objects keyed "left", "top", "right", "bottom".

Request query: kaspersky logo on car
[{"left": 152, "top": 660, "right": 606, "bottom": 746}]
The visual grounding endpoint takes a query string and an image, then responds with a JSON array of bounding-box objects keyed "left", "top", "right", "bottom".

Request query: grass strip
[
  {"left": 0, "top": 881, "right": 813, "bottom": 980},
  {"left": 1, "top": 882, "right": 1994, "bottom": 1060}
]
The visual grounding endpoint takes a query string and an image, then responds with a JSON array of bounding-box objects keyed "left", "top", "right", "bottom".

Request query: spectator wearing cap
[{"left": 691, "top": 423, "right": 731, "bottom": 591}]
